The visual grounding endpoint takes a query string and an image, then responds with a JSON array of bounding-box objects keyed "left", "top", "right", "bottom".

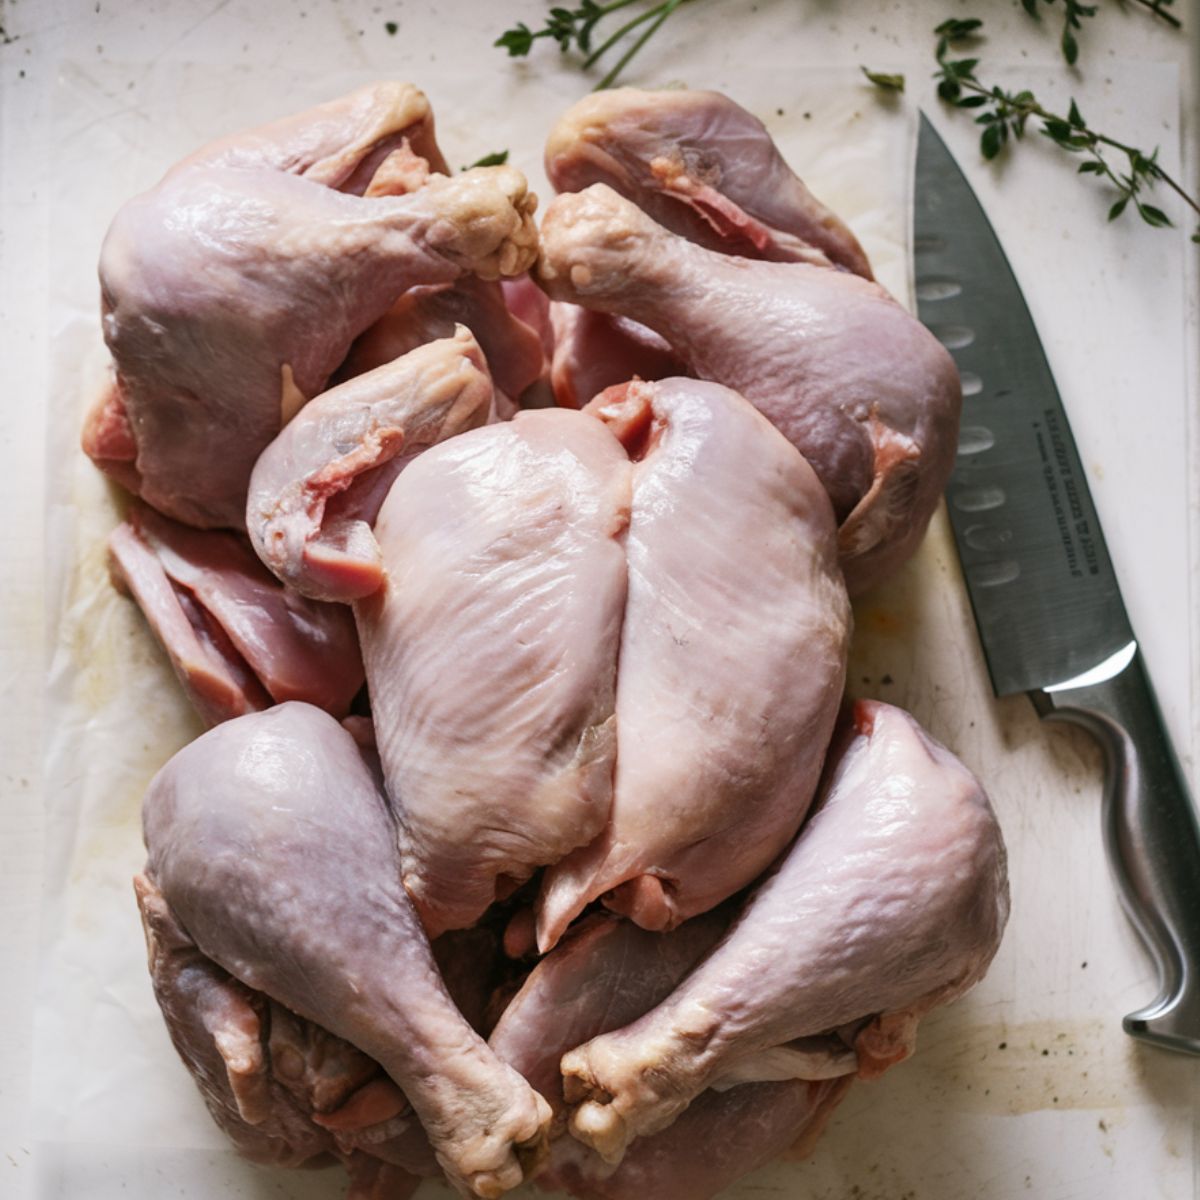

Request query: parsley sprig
[
  {"left": 495, "top": 0, "right": 698, "bottom": 90},
  {"left": 932, "top": 18, "right": 1199, "bottom": 240}
]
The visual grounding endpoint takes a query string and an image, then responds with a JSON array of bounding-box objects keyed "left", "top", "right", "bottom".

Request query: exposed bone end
[
  {"left": 536, "top": 184, "right": 661, "bottom": 302},
  {"left": 422, "top": 166, "right": 540, "bottom": 281},
  {"left": 564, "top": 1089, "right": 629, "bottom": 1166}
]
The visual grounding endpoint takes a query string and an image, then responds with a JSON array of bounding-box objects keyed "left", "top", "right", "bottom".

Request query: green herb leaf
[
  {"left": 980, "top": 122, "right": 1004, "bottom": 159},
  {"left": 1137, "top": 202, "right": 1173, "bottom": 227},
  {"left": 861, "top": 67, "right": 905, "bottom": 92},
  {"left": 384, "top": 20, "right": 398, "bottom": 35},
  {"left": 1061, "top": 26, "right": 1079, "bottom": 64},
  {"left": 464, "top": 150, "right": 510, "bottom": 169},
  {"left": 1068, "top": 99, "right": 1085, "bottom": 128},
  {"left": 1108, "top": 196, "right": 1129, "bottom": 221},
  {"left": 494, "top": 22, "right": 535, "bottom": 56}
]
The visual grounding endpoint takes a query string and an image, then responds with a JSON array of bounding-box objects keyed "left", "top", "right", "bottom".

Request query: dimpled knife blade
[{"left": 914, "top": 111, "right": 1200, "bottom": 1054}]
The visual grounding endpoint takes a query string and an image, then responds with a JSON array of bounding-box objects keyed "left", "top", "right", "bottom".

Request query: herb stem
[
  {"left": 955, "top": 75, "right": 1200, "bottom": 221},
  {"left": 594, "top": 0, "right": 687, "bottom": 90},
  {"left": 1128, "top": 0, "right": 1181, "bottom": 29},
  {"left": 583, "top": 4, "right": 665, "bottom": 69}
]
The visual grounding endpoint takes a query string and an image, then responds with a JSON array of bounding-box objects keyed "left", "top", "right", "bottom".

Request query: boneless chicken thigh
[
  {"left": 537, "top": 184, "right": 961, "bottom": 594},
  {"left": 141, "top": 703, "right": 551, "bottom": 1198},
  {"left": 561, "top": 700, "right": 1009, "bottom": 1164},
  {"left": 87, "top": 82, "right": 537, "bottom": 530},
  {"left": 544, "top": 87, "right": 872, "bottom": 276},
  {"left": 538, "top": 378, "right": 850, "bottom": 949},
  {"left": 356, "top": 409, "right": 632, "bottom": 938}
]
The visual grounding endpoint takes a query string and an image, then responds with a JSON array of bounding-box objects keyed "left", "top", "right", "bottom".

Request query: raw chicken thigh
[
  {"left": 561, "top": 700, "right": 1009, "bottom": 1164},
  {"left": 537, "top": 183, "right": 961, "bottom": 594},
  {"left": 545, "top": 87, "right": 872, "bottom": 276},
  {"left": 356, "top": 408, "right": 632, "bottom": 937},
  {"left": 538, "top": 377, "right": 850, "bottom": 949},
  {"left": 87, "top": 82, "right": 537, "bottom": 530},
  {"left": 141, "top": 702, "right": 552, "bottom": 1198},
  {"left": 108, "top": 501, "right": 363, "bottom": 726}
]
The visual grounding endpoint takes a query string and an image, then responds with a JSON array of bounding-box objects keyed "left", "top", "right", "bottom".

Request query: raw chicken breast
[
  {"left": 356, "top": 409, "right": 632, "bottom": 938},
  {"left": 537, "top": 378, "right": 850, "bottom": 950},
  {"left": 544, "top": 87, "right": 872, "bottom": 276},
  {"left": 561, "top": 700, "right": 1010, "bottom": 1164},
  {"left": 141, "top": 703, "right": 552, "bottom": 1198},
  {"left": 537, "top": 183, "right": 961, "bottom": 594}
]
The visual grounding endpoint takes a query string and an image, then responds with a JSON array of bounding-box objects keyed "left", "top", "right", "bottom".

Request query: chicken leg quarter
[
  {"left": 537, "top": 184, "right": 961, "bottom": 594},
  {"left": 561, "top": 700, "right": 1009, "bottom": 1164},
  {"left": 141, "top": 702, "right": 552, "bottom": 1198}
]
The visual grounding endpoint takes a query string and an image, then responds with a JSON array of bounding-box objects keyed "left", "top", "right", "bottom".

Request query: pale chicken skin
[
  {"left": 248, "top": 328, "right": 495, "bottom": 603},
  {"left": 561, "top": 700, "right": 1010, "bottom": 1165},
  {"left": 356, "top": 409, "right": 632, "bottom": 939},
  {"left": 108, "top": 502, "right": 363, "bottom": 726},
  {"left": 544, "top": 86, "right": 872, "bottom": 276},
  {"left": 141, "top": 703, "right": 552, "bottom": 1198},
  {"left": 490, "top": 914, "right": 851, "bottom": 1200},
  {"left": 537, "top": 184, "right": 962, "bottom": 595},
  {"left": 538, "top": 378, "right": 850, "bottom": 950},
  {"left": 89, "top": 82, "right": 538, "bottom": 530},
  {"left": 336, "top": 275, "right": 546, "bottom": 415}
]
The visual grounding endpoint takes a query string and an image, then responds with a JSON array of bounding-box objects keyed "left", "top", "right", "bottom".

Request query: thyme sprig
[
  {"left": 1018, "top": 0, "right": 1180, "bottom": 64},
  {"left": 932, "top": 19, "right": 1199, "bottom": 240},
  {"left": 495, "top": 0, "right": 698, "bottom": 91}
]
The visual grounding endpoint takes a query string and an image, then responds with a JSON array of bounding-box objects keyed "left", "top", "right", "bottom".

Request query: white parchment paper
[{"left": 36, "top": 57, "right": 1196, "bottom": 1200}]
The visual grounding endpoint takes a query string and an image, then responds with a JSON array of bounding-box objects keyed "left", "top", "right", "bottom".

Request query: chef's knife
[{"left": 913, "top": 112, "right": 1200, "bottom": 1055}]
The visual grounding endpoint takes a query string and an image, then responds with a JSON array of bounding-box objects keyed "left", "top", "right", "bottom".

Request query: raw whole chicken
[
  {"left": 140, "top": 702, "right": 552, "bottom": 1198},
  {"left": 108, "top": 501, "right": 363, "bottom": 726},
  {"left": 536, "top": 183, "right": 961, "bottom": 595},
  {"left": 544, "top": 87, "right": 872, "bottom": 276},
  {"left": 85, "top": 80, "right": 1010, "bottom": 1200},
  {"left": 560, "top": 700, "right": 1009, "bottom": 1164},
  {"left": 86, "top": 82, "right": 538, "bottom": 530}
]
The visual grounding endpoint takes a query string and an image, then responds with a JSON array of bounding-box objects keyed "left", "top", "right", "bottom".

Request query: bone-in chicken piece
[
  {"left": 537, "top": 184, "right": 961, "bottom": 594},
  {"left": 549, "top": 304, "right": 686, "bottom": 410},
  {"left": 141, "top": 702, "right": 552, "bottom": 1197},
  {"left": 560, "top": 700, "right": 1009, "bottom": 1164},
  {"left": 247, "top": 328, "right": 495, "bottom": 603},
  {"left": 337, "top": 276, "right": 546, "bottom": 415},
  {"left": 537, "top": 378, "right": 849, "bottom": 950},
  {"left": 108, "top": 502, "right": 363, "bottom": 726},
  {"left": 356, "top": 409, "right": 631, "bottom": 938},
  {"left": 545, "top": 87, "right": 872, "bottom": 277},
  {"left": 89, "top": 83, "right": 537, "bottom": 531},
  {"left": 490, "top": 914, "right": 851, "bottom": 1200}
]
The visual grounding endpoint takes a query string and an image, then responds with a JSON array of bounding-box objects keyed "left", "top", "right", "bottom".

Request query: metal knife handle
[{"left": 1032, "top": 649, "right": 1200, "bottom": 1054}]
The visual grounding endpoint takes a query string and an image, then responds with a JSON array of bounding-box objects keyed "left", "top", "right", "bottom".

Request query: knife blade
[{"left": 913, "top": 111, "right": 1200, "bottom": 1055}]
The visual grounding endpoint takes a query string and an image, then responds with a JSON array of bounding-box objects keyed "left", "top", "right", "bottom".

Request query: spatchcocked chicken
[{"left": 87, "top": 82, "right": 1007, "bottom": 1200}]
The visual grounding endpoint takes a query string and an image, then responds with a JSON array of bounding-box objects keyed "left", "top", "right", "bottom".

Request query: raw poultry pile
[{"left": 83, "top": 82, "right": 1010, "bottom": 1200}]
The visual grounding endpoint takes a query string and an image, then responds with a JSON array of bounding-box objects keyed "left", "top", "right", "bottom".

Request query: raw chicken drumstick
[
  {"left": 355, "top": 408, "right": 632, "bottom": 937},
  {"left": 544, "top": 86, "right": 872, "bottom": 276},
  {"left": 537, "top": 184, "right": 961, "bottom": 595},
  {"left": 248, "top": 328, "right": 496, "bottom": 602},
  {"left": 141, "top": 702, "right": 552, "bottom": 1198},
  {"left": 108, "top": 501, "right": 363, "bottom": 726},
  {"left": 86, "top": 82, "right": 538, "bottom": 530},
  {"left": 491, "top": 915, "right": 851, "bottom": 1200},
  {"left": 561, "top": 700, "right": 1009, "bottom": 1165},
  {"left": 537, "top": 377, "right": 850, "bottom": 950}
]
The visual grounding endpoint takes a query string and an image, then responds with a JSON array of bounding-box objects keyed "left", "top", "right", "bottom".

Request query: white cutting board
[{"left": 6, "top": 4, "right": 1197, "bottom": 1198}]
